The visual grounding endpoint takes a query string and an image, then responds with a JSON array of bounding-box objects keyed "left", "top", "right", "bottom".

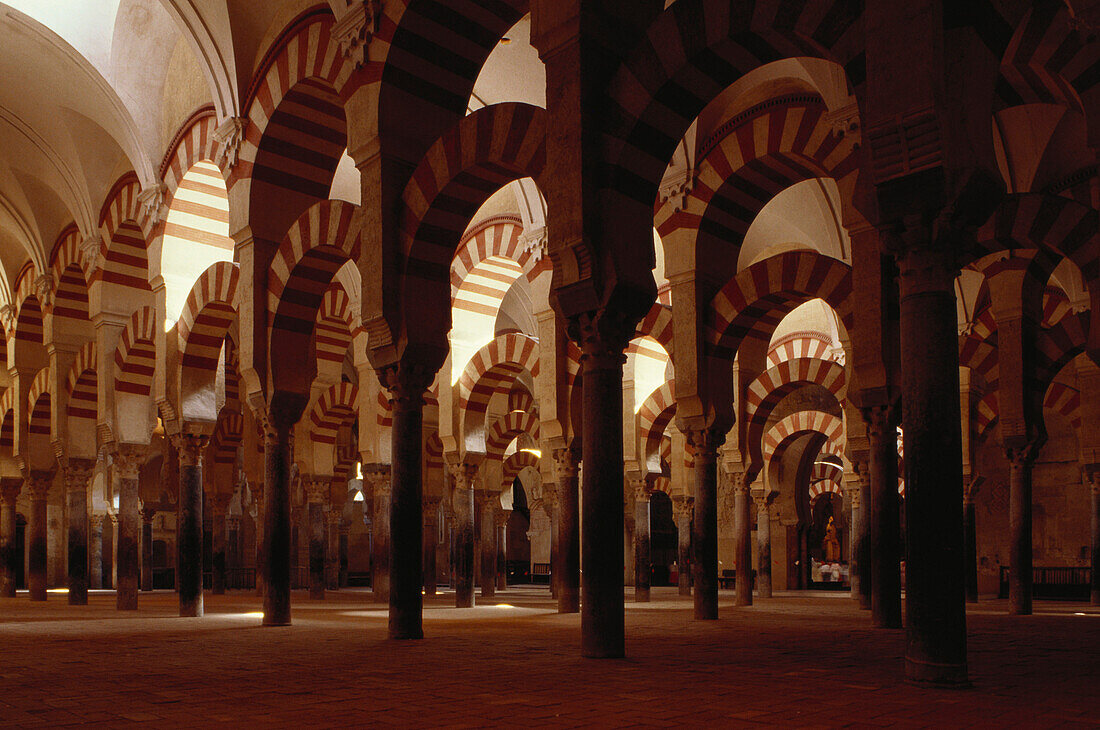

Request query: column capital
[
  {"left": 209, "top": 492, "right": 232, "bottom": 514},
  {"left": 250, "top": 482, "right": 265, "bottom": 506},
  {"left": 0, "top": 477, "right": 20, "bottom": 504},
  {"left": 362, "top": 463, "right": 391, "bottom": 493},
  {"left": 567, "top": 310, "right": 632, "bottom": 370},
  {"left": 1005, "top": 440, "right": 1041, "bottom": 469},
  {"left": 226, "top": 516, "right": 242, "bottom": 531},
  {"left": 671, "top": 498, "right": 693, "bottom": 522},
  {"left": 63, "top": 459, "right": 96, "bottom": 492},
  {"left": 90, "top": 513, "right": 105, "bottom": 529},
  {"left": 685, "top": 427, "right": 726, "bottom": 461},
  {"left": 325, "top": 508, "right": 342, "bottom": 528},
  {"left": 303, "top": 479, "right": 329, "bottom": 504},
  {"left": 847, "top": 488, "right": 862, "bottom": 510},
  {"left": 378, "top": 360, "right": 436, "bottom": 410},
  {"left": 173, "top": 432, "right": 210, "bottom": 467},
  {"left": 862, "top": 404, "right": 898, "bottom": 438},
  {"left": 25, "top": 471, "right": 54, "bottom": 500},
  {"left": 140, "top": 506, "right": 157, "bottom": 524},
  {"left": 551, "top": 447, "right": 579, "bottom": 481},
  {"left": 423, "top": 495, "right": 442, "bottom": 520},
  {"left": 629, "top": 475, "right": 651, "bottom": 502},
  {"left": 332, "top": 0, "right": 381, "bottom": 68},
  {"left": 493, "top": 506, "right": 511, "bottom": 529},
  {"left": 449, "top": 462, "right": 479, "bottom": 491},
  {"left": 112, "top": 443, "right": 145, "bottom": 480}
]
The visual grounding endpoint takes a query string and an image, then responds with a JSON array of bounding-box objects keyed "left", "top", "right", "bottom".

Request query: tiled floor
[{"left": 0, "top": 586, "right": 1096, "bottom": 727}]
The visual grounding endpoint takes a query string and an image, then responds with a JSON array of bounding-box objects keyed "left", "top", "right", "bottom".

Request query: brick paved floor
[{"left": 0, "top": 586, "right": 1096, "bottom": 727}]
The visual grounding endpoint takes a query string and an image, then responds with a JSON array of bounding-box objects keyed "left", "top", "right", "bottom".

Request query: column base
[{"left": 905, "top": 658, "right": 970, "bottom": 689}]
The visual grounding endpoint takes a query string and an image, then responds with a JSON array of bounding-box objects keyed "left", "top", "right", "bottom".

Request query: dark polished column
[
  {"left": 114, "top": 449, "right": 141, "bottom": 611},
  {"left": 963, "top": 479, "right": 979, "bottom": 603},
  {"left": 757, "top": 498, "right": 772, "bottom": 598},
  {"left": 140, "top": 506, "right": 155, "bottom": 593},
  {"left": 252, "top": 482, "right": 265, "bottom": 598},
  {"left": 338, "top": 522, "right": 349, "bottom": 588},
  {"left": 304, "top": 480, "right": 326, "bottom": 600},
  {"left": 325, "top": 509, "right": 340, "bottom": 591},
  {"left": 262, "top": 418, "right": 295, "bottom": 626},
  {"left": 632, "top": 479, "right": 651, "bottom": 603},
  {"left": 450, "top": 464, "right": 477, "bottom": 608},
  {"left": 854, "top": 460, "right": 872, "bottom": 610},
  {"left": 227, "top": 516, "right": 241, "bottom": 588},
  {"left": 1007, "top": 445, "right": 1038, "bottom": 615},
  {"left": 175, "top": 433, "right": 208, "bottom": 617},
  {"left": 89, "top": 513, "right": 104, "bottom": 591},
  {"left": 478, "top": 492, "right": 496, "bottom": 599},
  {"left": 26, "top": 473, "right": 53, "bottom": 602},
  {"left": 369, "top": 470, "right": 391, "bottom": 603},
  {"left": 423, "top": 497, "right": 440, "bottom": 595},
  {"left": 65, "top": 460, "right": 94, "bottom": 605},
  {"left": 210, "top": 497, "right": 228, "bottom": 596},
  {"left": 895, "top": 241, "right": 968, "bottom": 686},
  {"left": 687, "top": 429, "right": 724, "bottom": 620},
  {"left": 674, "top": 496, "right": 692, "bottom": 596},
  {"left": 733, "top": 474, "right": 753, "bottom": 607},
  {"left": 864, "top": 405, "right": 901, "bottom": 628},
  {"left": 552, "top": 448, "right": 580, "bottom": 613},
  {"left": 1088, "top": 470, "right": 1100, "bottom": 606},
  {"left": 541, "top": 484, "right": 558, "bottom": 599},
  {"left": 579, "top": 337, "right": 628, "bottom": 658},
  {"left": 495, "top": 506, "right": 508, "bottom": 591},
  {"left": 0, "top": 479, "right": 21, "bottom": 597}
]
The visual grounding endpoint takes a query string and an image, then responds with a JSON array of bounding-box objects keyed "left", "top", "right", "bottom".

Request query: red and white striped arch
[
  {"left": 501, "top": 449, "right": 540, "bottom": 494},
  {"left": 27, "top": 366, "right": 52, "bottom": 439},
  {"left": 811, "top": 460, "right": 844, "bottom": 485},
  {"left": 177, "top": 261, "right": 239, "bottom": 373},
  {"left": 234, "top": 13, "right": 353, "bottom": 200},
  {"left": 212, "top": 408, "right": 244, "bottom": 466},
  {"left": 309, "top": 382, "right": 359, "bottom": 445},
  {"left": 66, "top": 341, "right": 98, "bottom": 423},
  {"left": 634, "top": 302, "right": 676, "bottom": 365},
  {"left": 457, "top": 333, "right": 539, "bottom": 415},
  {"left": 451, "top": 217, "right": 549, "bottom": 300},
  {"left": 767, "top": 332, "right": 833, "bottom": 368},
  {"left": 637, "top": 380, "right": 676, "bottom": 474},
  {"left": 160, "top": 108, "right": 223, "bottom": 197},
  {"left": 114, "top": 307, "right": 158, "bottom": 396},
  {"left": 49, "top": 225, "right": 90, "bottom": 324},
  {"left": 14, "top": 292, "right": 43, "bottom": 345},
  {"left": 809, "top": 478, "right": 843, "bottom": 504},
  {"left": 976, "top": 194, "right": 1098, "bottom": 281},
  {"left": 0, "top": 388, "right": 14, "bottom": 452},
  {"left": 1044, "top": 381, "right": 1081, "bottom": 433},
  {"left": 315, "top": 282, "right": 359, "bottom": 366},
  {"left": 507, "top": 385, "right": 535, "bottom": 415},
  {"left": 708, "top": 252, "right": 852, "bottom": 360},
  {"left": 762, "top": 410, "right": 845, "bottom": 468},
  {"left": 96, "top": 173, "right": 150, "bottom": 289},
  {"left": 485, "top": 410, "right": 540, "bottom": 462},
  {"left": 425, "top": 430, "right": 444, "bottom": 472},
  {"left": 974, "top": 392, "right": 999, "bottom": 444}
]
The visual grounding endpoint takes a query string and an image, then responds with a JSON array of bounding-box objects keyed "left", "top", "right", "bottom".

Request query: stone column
[
  {"left": 847, "top": 482, "right": 862, "bottom": 604},
  {"left": 963, "top": 479, "right": 979, "bottom": 603},
  {"left": 631, "top": 478, "right": 651, "bottom": 603},
  {"left": 687, "top": 429, "right": 724, "bottom": 620},
  {"left": 450, "top": 463, "right": 477, "bottom": 608},
  {"left": 368, "top": 469, "right": 391, "bottom": 603},
  {"left": 140, "top": 506, "right": 156, "bottom": 592},
  {"left": 673, "top": 496, "right": 692, "bottom": 596},
  {"left": 756, "top": 498, "right": 772, "bottom": 598},
  {"left": 26, "top": 472, "right": 53, "bottom": 601},
  {"left": 262, "top": 415, "right": 296, "bottom": 626},
  {"left": 477, "top": 491, "right": 496, "bottom": 599},
  {"left": 423, "top": 496, "right": 440, "bottom": 595},
  {"left": 175, "top": 433, "right": 208, "bottom": 617},
  {"left": 1087, "top": 469, "right": 1100, "bottom": 606},
  {"left": 210, "top": 494, "right": 230, "bottom": 595},
  {"left": 64, "top": 460, "right": 94, "bottom": 605},
  {"left": 89, "top": 513, "right": 104, "bottom": 590},
  {"left": 853, "top": 460, "right": 872, "bottom": 610},
  {"left": 252, "top": 482, "right": 265, "bottom": 598},
  {"left": 894, "top": 240, "right": 968, "bottom": 687},
  {"left": 733, "top": 473, "right": 753, "bottom": 607},
  {"left": 227, "top": 516, "right": 241, "bottom": 587},
  {"left": 325, "top": 508, "right": 340, "bottom": 591},
  {"left": 1007, "top": 444, "right": 1038, "bottom": 615},
  {"left": 864, "top": 405, "right": 901, "bottom": 628},
  {"left": 0, "top": 479, "right": 21, "bottom": 597},
  {"left": 495, "top": 505, "right": 508, "bottom": 591},
  {"left": 552, "top": 447, "right": 580, "bottom": 613},
  {"left": 289, "top": 508, "right": 300, "bottom": 589},
  {"left": 112, "top": 448, "right": 142, "bottom": 611},
  {"left": 541, "top": 484, "right": 558, "bottom": 599},
  {"left": 304, "top": 479, "right": 327, "bottom": 600},
  {"left": 338, "top": 521, "right": 349, "bottom": 588}
]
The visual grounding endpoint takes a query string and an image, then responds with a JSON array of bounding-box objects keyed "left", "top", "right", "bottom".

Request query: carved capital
[
  {"left": 140, "top": 506, "right": 157, "bottom": 523},
  {"left": 449, "top": 462, "right": 479, "bottom": 492},
  {"left": 90, "top": 513, "right": 105, "bottom": 530},
  {"left": 423, "top": 495, "right": 442, "bottom": 520},
  {"left": 325, "top": 508, "right": 342, "bottom": 527},
  {"left": 214, "top": 116, "right": 247, "bottom": 169},
  {"left": 0, "top": 303, "right": 14, "bottom": 333},
  {"left": 539, "top": 482, "right": 557, "bottom": 510},
  {"left": 0, "top": 478, "right": 21, "bottom": 504},
  {"left": 113, "top": 443, "right": 145, "bottom": 480},
  {"left": 551, "top": 447, "right": 578, "bottom": 481},
  {"left": 379, "top": 361, "right": 435, "bottom": 410},
  {"left": 173, "top": 433, "right": 210, "bottom": 467},
  {"left": 34, "top": 274, "right": 55, "bottom": 310},
  {"left": 137, "top": 184, "right": 168, "bottom": 225},
  {"left": 493, "top": 506, "right": 511, "bottom": 529},
  {"left": 1006, "top": 441, "right": 1041, "bottom": 469},
  {"left": 825, "top": 102, "right": 861, "bottom": 146},
  {"left": 567, "top": 310, "right": 632, "bottom": 370},
  {"left": 685, "top": 427, "right": 725, "bottom": 462},
  {"left": 629, "top": 476, "right": 651, "bottom": 502},
  {"left": 304, "top": 479, "right": 329, "bottom": 504},
  {"left": 26, "top": 471, "right": 54, "bottom": 500},
  {"left": 209, "top": 492, "right": 232, "bottom": 514},
  {"left": 79, "top": 235, "right": 103, "bottom": 274},
  {"left": 361, "top": 463, "right": 391, "bottom": 493},
  {"left": 671, "top": 495, "right": 693, "bottom": 523},
  {"left": 333, "top": 0, "right": 380, "bottom": 68},
  {"left": 226, "top": 516, "right": 241, "bottom": 531},
  {"left": 658, "top": 169, "right": 694, "bottom": 213},
  {"left": 862, "top": 404, "right": 898, "bottom": 440},
  {"left": 63, "top": 458, "right": 96, "bottom": 492},
  {"left": 251, "top": 482, "right": 265, "bottom": 506},
  {"left": 519, "top": 226, "right": 548, "bottom": 261}
]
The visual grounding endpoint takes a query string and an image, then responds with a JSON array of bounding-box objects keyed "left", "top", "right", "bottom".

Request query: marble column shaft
[
  {"left": 865, "top": 405, "right": 901, "bottom": 628},
  {"left": 855, "top": 462, "right": 873, "bottom": 610},
  {"left": 451, "top": 464, "right": 476, "bottom": 608},
  {"left": 689, "top": 430, "right": 723, "bottom": 620},
  {"left": 26, "top": 474, "right": 52, "bottom": 602},
  {"left": 633, "top": 482, "right": 651, "bottom": 603},
  {"left": 305, "top": 481, "right": 327, "bottom": 600},
  {"left": 1007, "top": 446, "right": 1036, "bottom": 616},
  {"left": 0, "top": 480, "right": 21, "bottom": 596},
  {"left": 553, "top": 448, "right": 580, "bottom": 614},
  {"left": 756, "top": 500, "right": 772, "bottom": 599},
  {"left": 423, "top": 499, "right": 439, "bottom": 595},
  {"left": 674, "top": 498, "right": 692, "bottom": 596},
  {"left": 65, "top": 462, "right": 94, "bottom": 605},
  {"left": 495, "top": 509, "right": 507, "bottom": 591},
  {"left": 733, "top": 477, "right": 752, "bottom": 607},
  {"left": 478, "top": 493, "right": 496, "bottom": 598},
  {"left": 371, "top": 476, "right": 391, "bottom": 603},
  {"left": 176, "top": 434, "right": 206, "bottom": 617},
  {"left": 263, "top": 423, "right": 293, "bottom": 626},
  {"left": 141, "top": 507, "right": 156, "bottom": 592},
  {"left": 963, "top": 488, "right": 979, "bottom": 604},
  {"left": 210, "top": 503, "right": 228, "bottom": 595},
  {"left": 89, "top": 513, "right": 104, "bottom": 591}
]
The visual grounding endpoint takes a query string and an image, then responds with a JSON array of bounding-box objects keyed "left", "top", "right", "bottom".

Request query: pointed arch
[
  {"left": 309, "top": 382, "right": 359, "bottom": 445},
  {"left": 485, "top": 410, "right": 540, "bottom": 462},
  {"left": 114, "top": 307, "right": 158, "bottom": 396}
]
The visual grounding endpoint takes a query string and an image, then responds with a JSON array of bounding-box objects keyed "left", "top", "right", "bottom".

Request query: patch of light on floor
[
  {"left": 238, "top": 612, "right": 265, "bottom": 618},
  {"left": 46, "top": 588, "right": 69, "bottom": 593},
  {"left": 494, "top": 603, "right": 515, "bottom": 609}
]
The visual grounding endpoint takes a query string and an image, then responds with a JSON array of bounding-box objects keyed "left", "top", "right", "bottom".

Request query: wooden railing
[{"left": 998, "top": 566, "right": 1092, "bottom": 600}]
